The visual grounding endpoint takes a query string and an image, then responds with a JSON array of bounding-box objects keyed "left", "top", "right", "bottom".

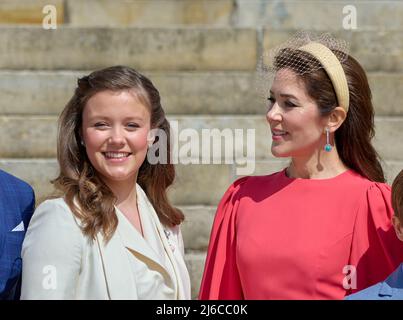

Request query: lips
[
  {"left": 102, "top": 152, "right": 132, "bottom": 159},
  {"left": 271, "top": 128, "right": 289, "bottom": 142},
  {"left": 271, "top": 129, "right": 289, "bottom": 136}
]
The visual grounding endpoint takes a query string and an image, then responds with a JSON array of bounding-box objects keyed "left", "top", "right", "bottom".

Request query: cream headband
[{"left": 298, "top": 42, "right": 350, "bottom": 112}]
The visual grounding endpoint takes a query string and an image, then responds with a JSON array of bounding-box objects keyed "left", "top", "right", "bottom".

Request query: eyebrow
[
  {"left": 269, "top": 91, "right": 299, "bottom": 100},
  {"left": 88, "top": 115, "right": 146, "bottom": 122}
]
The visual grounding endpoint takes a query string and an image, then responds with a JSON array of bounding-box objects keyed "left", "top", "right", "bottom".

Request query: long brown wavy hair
[
  {"left": 274, "top": 48, "right": 385, "bottom": 182},
  {"left": 53, "top": 66, "right": 184, "bottom": 242}
]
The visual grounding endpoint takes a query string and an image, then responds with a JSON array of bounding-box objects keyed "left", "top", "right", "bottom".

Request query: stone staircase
[{"left": 1, "top": 0, "right": 402, "bottom": 298}]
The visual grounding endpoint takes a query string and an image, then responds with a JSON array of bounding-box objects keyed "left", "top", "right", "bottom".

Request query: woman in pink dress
[{"left": 199, "top": 33, "right": 403, "bottom": 300}]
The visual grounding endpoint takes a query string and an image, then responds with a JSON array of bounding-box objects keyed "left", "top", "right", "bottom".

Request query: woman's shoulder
[
  {"left": 341, "top": 172, "right": 393, "bottom": 220},
  {"left": 361, "top": 180, "right": 392, "bottom": 207},
  {"left": 345, "top": 170, "right": 391, "bottom": 197},
  {"left": 226, "top": 170, "right": 284, "bottom": 194},
  {"left": 35, "top": 197, "right": 72, "bottom": 214},
  {"left": 215, "top": 171, "right": 284, "bottom": 212},
  {"left": 31, "top": 197, "right": 82, "bottom": 230}
]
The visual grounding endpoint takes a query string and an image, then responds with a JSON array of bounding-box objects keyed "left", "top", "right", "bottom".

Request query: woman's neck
[
  {"left": 105, "top": 176, "right": 144, "bottom": 237},
  {"left": 287, "top": 147, "right": 348, "bottom": 179},
  {"left": 103, "top": 176, "right": 138, "bottom": 206}
]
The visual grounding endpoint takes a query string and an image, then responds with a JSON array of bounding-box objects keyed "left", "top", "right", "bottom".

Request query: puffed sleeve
[
  {"left": 349, "top": 183, "right": 403, "bottom": 293},
  {"left": 21, "top": 199, "right": 83, "bottom": 299},
  {"left": 199, "top": 177, "right": 249, "bottom": 300}
]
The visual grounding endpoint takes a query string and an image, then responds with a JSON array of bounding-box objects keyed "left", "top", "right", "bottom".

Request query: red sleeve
[
  {"left": 198, "top": 177, "right": 248, "bottom": 300},
  {"left": 349, "top": 183, "right": 403, "bottom": 293}
]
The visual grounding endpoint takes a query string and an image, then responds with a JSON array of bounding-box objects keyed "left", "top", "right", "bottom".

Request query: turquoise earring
[{"left": 324, "top": 128, "right": 332, "bottom": 152}]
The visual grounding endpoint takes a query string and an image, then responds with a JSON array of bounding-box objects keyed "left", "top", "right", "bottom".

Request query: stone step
[
  {"left": 0, "top": 27, "right": 402, "bottom": 72},
  {"left": 66, "top": 0, "right": 233, "bottom": 28},
  {"left": 66, "top": 0, "right": 403, "bottom": 30},
  {"left": 0, "top": 26, "right": 257, "bottom": 71},
  {"left": 0, "top": 115, "right": 402, "bottom": 162},
  {"left": 179, "top": 206, "right": 215, "bottom": 252},
  {"left": 0, "top": 0, "right": 234, "bottom": 27},
  {"left": 263, "top": 29, "right": 403, "bottom": 73},
  {"left": 184, "top": 251, "right": 206, "bottom": 299},
  {"left": 0, "top": 71, "right": 261, "bottom": 115},
  {"left": 0, "top": 0, "right": 64, "bottom": 25},
  {"left": 3, "top": 0, "right": 403, "bottom": 31},
  {"left": 236, "top": 0, "right": 403, "bottom": 30},
  {"left": 1, "top": 158, "right": 401, "bottom": 207},
  {"left": 0, "top": 71, "right": 402, "bottom": 116},
  {"left": 0, "top": 158, "right": 286, "bottom": 205}
]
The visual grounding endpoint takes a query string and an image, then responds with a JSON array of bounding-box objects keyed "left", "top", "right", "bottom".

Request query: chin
[
  {"left": 271, "top": 146, "right": 290, "bottom": 158},
  {"left": 104, "top": 170, "right": 138, "bottom": 182}
]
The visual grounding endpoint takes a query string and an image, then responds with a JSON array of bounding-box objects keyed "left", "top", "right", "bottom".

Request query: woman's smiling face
[
  {"left": 81, "top": 90, "right": 151, "bottom": 186},
  {"left": 266, "top": 68, "right": 328, "bottom": 158}
]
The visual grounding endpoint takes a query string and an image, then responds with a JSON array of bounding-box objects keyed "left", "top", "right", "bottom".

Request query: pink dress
[{"left": 199, "top": 169, "right": 403, "bottom": 299}]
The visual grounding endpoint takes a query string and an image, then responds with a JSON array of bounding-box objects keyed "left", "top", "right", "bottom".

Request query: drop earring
[{"left": 324, "top": 128, "right": 332, "bottom": 152}]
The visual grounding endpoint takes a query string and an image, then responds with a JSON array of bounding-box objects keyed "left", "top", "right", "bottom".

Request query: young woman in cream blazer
[{"left": 21, "top": 66, "right": 191, "bottom": 300}]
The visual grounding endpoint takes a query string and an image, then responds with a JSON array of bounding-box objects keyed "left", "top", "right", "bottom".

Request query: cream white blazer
[{"left": 21, "top": 184, "right": 191, "bottom": 300}]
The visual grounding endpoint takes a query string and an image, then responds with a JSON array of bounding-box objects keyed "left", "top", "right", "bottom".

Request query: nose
[
  {"left": 266, "top": 101, "right": 282, "bottom": 124},
  {"left": 108, "top": 126, "right": 126, "bottom": 146}
]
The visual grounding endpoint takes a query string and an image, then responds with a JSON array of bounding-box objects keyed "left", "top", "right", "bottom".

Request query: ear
[
  {"left": 147, "top": 129, "right": 156, "bottom": 147},
  {"left": 392, "top": 216, "right": 403, "bottom": 242},
  {"left": 78, "top": 129, "right": 85, "bottom": 147},
  {"left": 326, "top": 106, "right": 347, "bottom": 133}
]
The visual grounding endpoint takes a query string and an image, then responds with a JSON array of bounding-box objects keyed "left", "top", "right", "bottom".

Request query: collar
[
  {"left": 378, "top": 264, "right": 403, "bottom": 297},
  {"left": 95, "top": 183, "right": 182, "bottom": 299}
]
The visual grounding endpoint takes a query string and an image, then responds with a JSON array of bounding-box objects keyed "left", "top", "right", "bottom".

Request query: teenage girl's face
[
  {"left": 266, "top": 68, "right": 328, "bottom": 158},
  {"left": 81, "top": 90, "right": 151, "bottom": 187}
]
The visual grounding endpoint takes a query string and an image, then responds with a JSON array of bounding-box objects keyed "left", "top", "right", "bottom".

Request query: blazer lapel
[
  {"left": 115, "top": 206, "right": 173, "bottom": 286},
  {"left": 95, "top": 232, "right": 138, "bottom": 299},
  {"left": 95, "top": 184, "right": 179, "bottom": 299},
  {"left": 137, "top": 185, "right": 184, "bottom": 299}
]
